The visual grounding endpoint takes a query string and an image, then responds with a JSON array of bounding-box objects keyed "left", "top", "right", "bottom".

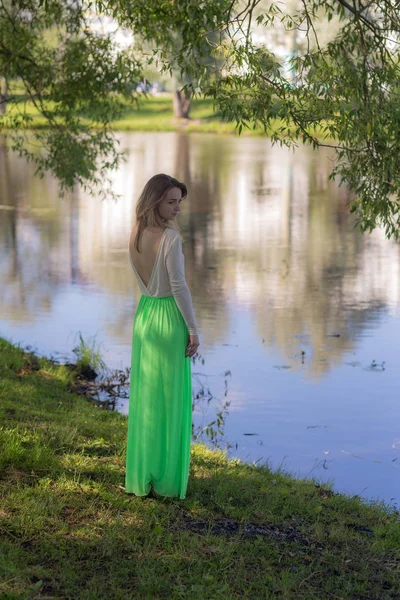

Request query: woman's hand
[{"left": 185, "top": 334, "right": 200, "bottom": 358}]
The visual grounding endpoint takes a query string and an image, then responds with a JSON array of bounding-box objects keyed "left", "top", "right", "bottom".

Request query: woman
[{"left": 125, "top": 173, "right": 200, "bottom": 500}]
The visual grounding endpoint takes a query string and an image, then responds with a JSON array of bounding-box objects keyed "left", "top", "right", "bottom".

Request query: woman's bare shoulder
[
  {"left": 130, "top": 224, "right": 181, "bottom": 244},
  {"left": 131, "top": 224, "right": 176, "bottom": 233}
]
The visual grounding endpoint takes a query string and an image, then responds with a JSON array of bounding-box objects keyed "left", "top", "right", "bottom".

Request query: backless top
[{"left": 129, "top": 226, "right": 198, "bottom": 336}]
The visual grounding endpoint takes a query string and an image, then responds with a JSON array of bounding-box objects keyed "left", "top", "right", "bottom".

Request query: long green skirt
[{"left": 125, "top": 294, "right": 192, "bottom": 499}]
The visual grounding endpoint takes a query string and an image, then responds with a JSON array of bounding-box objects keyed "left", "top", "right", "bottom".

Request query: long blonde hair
[{"left": 133, "top": 173, "right": 187, "bottom": 252}]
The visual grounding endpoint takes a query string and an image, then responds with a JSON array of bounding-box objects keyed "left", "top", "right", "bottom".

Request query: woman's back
[
  {"left": 129, "top": 225, "right": 168, "bottom": 289},
  {"left": 128, "top": 224, "right": 198, "bottom": 336}
]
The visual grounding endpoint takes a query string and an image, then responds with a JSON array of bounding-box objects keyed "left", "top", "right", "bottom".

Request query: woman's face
[{"left": 158, "top": 187, "right": 183, "bottom": 222}]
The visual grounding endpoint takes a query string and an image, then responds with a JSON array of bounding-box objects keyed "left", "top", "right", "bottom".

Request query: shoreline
[
  {"left": 1, "top": 335, "right": 399, "bottom": 598},
  {"left": 2, "top": 94, "right": 336, "bottom": 141}
]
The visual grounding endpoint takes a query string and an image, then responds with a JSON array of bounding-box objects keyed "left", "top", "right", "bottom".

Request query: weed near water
[{"left": 71, "top": 331, "right": 106, "bottom": 377}]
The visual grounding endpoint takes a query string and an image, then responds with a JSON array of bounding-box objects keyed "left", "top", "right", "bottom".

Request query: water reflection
[
  {"left": 1, "top": 131, "right": 400, "bottom": 505},
  {"left": 1, "top": 133, "right": 399, "bottom": 377}
]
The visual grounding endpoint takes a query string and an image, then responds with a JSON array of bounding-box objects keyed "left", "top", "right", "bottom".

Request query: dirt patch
[{"left": 172, "top": 513, "right": 321, "bottom": 547}]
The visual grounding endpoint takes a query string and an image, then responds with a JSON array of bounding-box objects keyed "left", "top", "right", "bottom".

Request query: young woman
[{"left": 125, "top": 173, "right": 200, "bottom": 500}]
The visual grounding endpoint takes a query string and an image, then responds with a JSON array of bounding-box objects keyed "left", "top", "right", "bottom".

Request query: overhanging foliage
[{"left": 1, "top": 0, "right": 400, "bottom": 237}]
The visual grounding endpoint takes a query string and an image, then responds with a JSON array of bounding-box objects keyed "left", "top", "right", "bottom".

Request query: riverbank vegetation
[{"left": 1, "top": 336, "right": 399, "bottom": 599}]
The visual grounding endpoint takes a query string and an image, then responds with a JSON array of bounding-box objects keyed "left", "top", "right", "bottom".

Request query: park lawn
[
  {"left": 3, "top": 88, "right": 333, "bottom": 140},
  {"left": 1, "top": 336, "right": 398, "bottom": 599}
]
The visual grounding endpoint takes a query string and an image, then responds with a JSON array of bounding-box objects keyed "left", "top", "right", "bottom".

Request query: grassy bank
[
  {"left": 0, "top": 336, "right": 399, "bottom": 599},
  {"left": 4, "top": 91, "right": 333, "bottom": 140}
]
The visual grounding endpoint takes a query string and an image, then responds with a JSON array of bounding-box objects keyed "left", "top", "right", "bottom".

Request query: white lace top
[{"left": 129, "top": 227, "right": 198, "bottom": 335}]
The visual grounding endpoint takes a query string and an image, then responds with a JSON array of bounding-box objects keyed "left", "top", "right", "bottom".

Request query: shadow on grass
[{"left": 1, "top": 338, "right": 399, "bottom": 599}]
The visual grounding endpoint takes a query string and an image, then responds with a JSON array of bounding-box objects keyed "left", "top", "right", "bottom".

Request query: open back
[
  {"left": 128, "top": 224, "right": 198, "bottom": 336},
  {"left": 129, "top": 226, "right": 167, "bottom": 290}
]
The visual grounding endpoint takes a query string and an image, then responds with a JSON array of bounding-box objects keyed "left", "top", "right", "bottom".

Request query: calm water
[{"left": 1, "top": 132, "right": 399, "bottom": 508}]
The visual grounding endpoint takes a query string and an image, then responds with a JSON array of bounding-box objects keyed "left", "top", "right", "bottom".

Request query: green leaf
[{"left": 29, "top": 580, "right": 43, "bottom": 590}]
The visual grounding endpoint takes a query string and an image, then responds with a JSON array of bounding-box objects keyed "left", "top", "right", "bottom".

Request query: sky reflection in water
[{"left": 0, "top": 132, "right": 399, "bottom": 508}]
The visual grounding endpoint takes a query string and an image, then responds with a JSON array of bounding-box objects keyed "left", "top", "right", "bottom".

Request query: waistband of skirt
[{"left": 140, "top": 294, "right": 174, "bottom": 301}]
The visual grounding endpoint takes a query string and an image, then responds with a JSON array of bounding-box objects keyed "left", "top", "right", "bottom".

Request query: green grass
[
  {"left": 71, "top": 331, "right": 106, "bottom": 376},
  {"left": 0, "top": 336, "right": 399, "bottom": 599},
  {"left": 3, "top": 88, "right": 334, "bottom": 140}
]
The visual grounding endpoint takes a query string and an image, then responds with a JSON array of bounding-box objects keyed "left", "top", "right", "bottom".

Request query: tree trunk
[
  {"left": 173, "top": 89, "right": 192, "bottom": 119},
  {"left": 0, "top": 78, "right": 8, "bottom": 115}
]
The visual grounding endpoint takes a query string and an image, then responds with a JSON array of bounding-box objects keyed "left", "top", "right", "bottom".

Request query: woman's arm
[{"left": 165, "top": 236, "right": 198, "bottom": 336}]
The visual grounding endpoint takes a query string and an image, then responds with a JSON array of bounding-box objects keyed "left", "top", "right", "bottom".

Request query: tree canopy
[{"left": 1, "top": 0, "right": 400, "bottom": 238}]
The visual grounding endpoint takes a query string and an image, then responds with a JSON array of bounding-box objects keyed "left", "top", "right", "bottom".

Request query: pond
[{"left": 1, "top": 132, "right": 399, "bottom": 508}]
